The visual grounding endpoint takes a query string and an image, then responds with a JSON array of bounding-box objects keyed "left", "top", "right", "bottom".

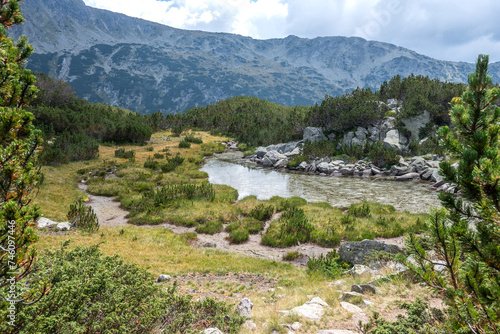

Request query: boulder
[
  {"left": 401, "top": 111, "right": 431, "bottom": 141},
  {"left": 340, "top": 301, "right": 364, "bottom": 314},
  {"left": 57, "top": 222, "right": 72, "bottom": 231},
  {"left": 281, "top": 297, "right": 329, "bottom": 321},
  {"left": 237, "top": 298, "right": 253, "bottom": 318},
  {"left": 339, "top": 240, "right": 405, "bottom": 265},
  {"left": 264, "top": 150, "right": 287, "bottom": 165},
  {"left": 394, "top": 172, "right": 421, "bottom": 181},
  {"left": 303, "top": 127, "right": 327, "bottom": 142},
  {"left": 343, "top": 264, "right": 378, "bottom": 277},
  {"left": 254, "top": 146, "right": 268, "bottom": 158},
  {"left": 37, "top": 217, "right": 58, "bottom": 228},
  {"left": 383, "top": 129, "right": 404, "bottom": 150},
  {"left": 341, "top": 291, "right": 363, "bottom": 303},
  {"left": 317, "top": 162, "right": 335, "bottom": 174},
  {"left": 157, "top": 274, "right": 171, "bottom": 282},
  {"left": 351, "top": 284, "right": 377, "bottom": 294}
]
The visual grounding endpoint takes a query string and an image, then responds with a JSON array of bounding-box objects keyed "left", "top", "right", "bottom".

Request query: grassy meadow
[{"left": 33, "top": 129, "right": 437, "bottom": 333}]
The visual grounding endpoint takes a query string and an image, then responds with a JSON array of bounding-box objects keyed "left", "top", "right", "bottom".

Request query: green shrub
[
  {"left": 184, "top": 135, "right": 203, "bottom": 144},
  {"left": 171, "top": 125, "right": 184, "bottom": 136},
  {"left": 143, "top": 157, "right": 160, "bottom": 169},
  {"left": 201, "top": 142, "right": 226, "bottom": 154},
  {"left": 361, "top": 297, "right": 444, "bottom": 334},
  {"left": 178, "top": 140, "right": 191, "bottom": 148},
  {"left": 261, "top": 205, "right": 313, "bottom": 247},
  {"left": 40, "top": 132, "right": 99, "bottom": 165},
  {"left": 242, "top": 217, "right": 265, "bottom": 234},
  {"left": 248, "top": 204, "right": 275, "bottom": 221},
  {"left": 67, "top": 198, "right": 99, "bottom": 232},
  {"left": 115, "top": 148, "right": 136, "bottom": 160},
  {"left": 307, "top": 250, "right": 351, "bottom": 278},
  {"left": 286, "top": 154, "right": 309, "bottom": 168},
  {"left": 349, "top": 202, "right": 371, "bottom": 218},
  {"left": 282, "top": 251, "right": 303, "bottom": 261},
  {"left": 228, "top": 227, "right": 249, "bottom": 244},
  {"left": 195, "top": 220, "right": 223, "bottom": 234},
  {"left": 145, "top": 146, "right": 154, "bottom": 151},
  {"left": 0, "top": 244, "right": 245, "bottom": 333},
  {"left": 237, "top": 143, "right": 247, "bottom": 151},
  {"left": 154, "top": 153, "right": 164, "bottom": 159},
  {"left": 160, "top": 153, "right": 184, "bottom": 172}
]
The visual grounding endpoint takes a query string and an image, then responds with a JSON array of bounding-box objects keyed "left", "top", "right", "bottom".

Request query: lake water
[{"left": 201, "top": 152, "right": 440, "bottom": 213}]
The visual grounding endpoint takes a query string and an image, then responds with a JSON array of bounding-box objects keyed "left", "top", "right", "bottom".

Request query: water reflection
[{"left": 201, "top": 152, "right": 440, "bottom": 213}]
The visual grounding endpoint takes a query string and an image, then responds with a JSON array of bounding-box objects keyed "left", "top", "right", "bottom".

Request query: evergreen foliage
[
  {"left": 0, "top": 243, "right": 244, "bottom": 333},
  {"left": 0, "top": 0, "right": 45, "bottom": 309},
  {"left": 308, "top": 88, "right": 383, "bottom": 133},
  {"left": 378, "top": 74, "right": 466, "bottom": 125},
  {"left": 401, "top": 55, "right": 500, "bottom": 333},
  {"left": 67, "top": 199, "right": 99, "bottom": 233},
  {"left": 175, "top": 96, "right": 307, "bottom": 147}
]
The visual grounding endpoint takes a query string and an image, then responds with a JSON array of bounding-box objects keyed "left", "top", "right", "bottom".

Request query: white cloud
[{"left": 82, "top": 0, "right": 500, "bottom": 62}]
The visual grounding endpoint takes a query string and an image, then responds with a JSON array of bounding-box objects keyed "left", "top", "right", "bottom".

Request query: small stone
[
  {"left": 237, "top": 297, "right": 253, "bottom": 318},
  {"left": 341, "top": 291, "right": 363, "bottom": 303},
  {"left": 243, "top": 320, "right": 257, "bottom": 331},
  {"left": 351, "top": 284, "right": 377, "bottom": 294},
  {"left": 340, "top": 301, "right": 364, "bottom": 314},
  {"left": 56, "top": 222, "right": 71, "bottom": 231},
  {"left": 204, "top": 328, "right": 223, "bottom": 334},
  {"left": 157, "top": 274, "right": 171, "bottom": 282},
  {"left": 202, "top": 242, "right": 217, "bottom": 248}
]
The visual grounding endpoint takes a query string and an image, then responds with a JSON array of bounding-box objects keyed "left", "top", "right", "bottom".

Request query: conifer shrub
[
  {"left": 307, "top": 250, "right": 351, "bottom": 278},
  {"left": 160, "top": 154, "right": 184, "bottom": 172},
  {"left": 0, "top": 244, "right": 244, "bottom": 333},
  {"left": 178, "top": 140, "right": 191, "bottom": 148},
  {"left": 115, "top": 148, "right": 136, "bottom": 160},
  {"left": 228, "top": 227, "right": 249, "bottom": 244},
  {"left": 143, "top": 157, "right": 160, "bottom": 170},
  {"left": 195, "top": 220, "right": 223, "bottom": 235},
  {"left": 248, "top": 204, "right": 275, "bottom": 221},
  {"left": 184, "top": 135, "right": 203, "bottom": 144},
  {"left": 261, "top": 205, "right": 313, "bottom": 247},
  {"left": 67, "top": 198, "right": 99, "bottom": 232}
]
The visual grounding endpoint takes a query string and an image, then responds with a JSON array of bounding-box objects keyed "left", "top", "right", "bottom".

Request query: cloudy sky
[{"left": 82, "top": 0, "right": 500, "bottom": 63}]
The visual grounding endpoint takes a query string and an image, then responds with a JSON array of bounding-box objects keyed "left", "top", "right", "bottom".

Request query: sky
[{"left": 82, "top": 0, "right": 500, "bottom": 63}]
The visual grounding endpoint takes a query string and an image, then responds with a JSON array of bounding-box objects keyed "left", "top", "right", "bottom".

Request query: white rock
[
  {"left": 204, "top": 328, "right": 223, "bottom": 334},
  {"left": 340, "top": 301, "right": 364, "bottom": 314},
  {"left": 157, "top": 274, "right": 171, "bottom": 282},
  {"left": 56, "top": 222, "right": 71, "bottom": 231},
  {"left": 237, "top": 297, "right": 253, "bottom": 318},
  {"left": 281, "top": 297, "right": 330, "bottom": 320},
  {"left": 37, "top": 217, "right": 58, "bottom": 228}
]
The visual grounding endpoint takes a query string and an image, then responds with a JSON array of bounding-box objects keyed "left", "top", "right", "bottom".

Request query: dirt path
[{"left": 79, "top": 182, "right": 337, "bottom": 264}]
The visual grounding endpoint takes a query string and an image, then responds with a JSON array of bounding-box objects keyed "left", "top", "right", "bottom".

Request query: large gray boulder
[
  {"left": 303, "top": 127, "right": 327, "bottom": 142},
  {"left": 263, "top": 151, "right": 287, "bottom": 165},
  {"left": 383, "top": 129, "right": 404, "bottom": 150},
  {"left": 339, "top": 240, "right": 404, "bottom": 265}
]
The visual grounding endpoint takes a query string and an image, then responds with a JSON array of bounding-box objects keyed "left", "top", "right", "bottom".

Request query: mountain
[{"left": 10, "top": 0, "right": 500, "bottom": 114}]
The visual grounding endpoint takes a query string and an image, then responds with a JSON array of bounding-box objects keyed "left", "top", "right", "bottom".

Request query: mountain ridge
[{"left": 10, "top": 0, "right": 499, "bottom": 114}]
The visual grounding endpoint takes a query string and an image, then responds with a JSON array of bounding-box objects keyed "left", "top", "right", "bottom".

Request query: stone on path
[{"left": 157, "top": 274, "right": 171, "bottom": 283}]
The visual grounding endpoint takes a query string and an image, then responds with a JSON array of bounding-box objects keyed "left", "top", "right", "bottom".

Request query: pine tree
[
  {"left": 0, "top": 0, "right": 44, "bottom": 311},
  {"left": 403, "top": 55, "right": 500, "bottom": 333}
]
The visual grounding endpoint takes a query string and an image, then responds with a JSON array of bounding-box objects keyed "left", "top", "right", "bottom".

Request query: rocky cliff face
[{"left": 10, "top": 0, "right": 500, "bottom": 114}]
